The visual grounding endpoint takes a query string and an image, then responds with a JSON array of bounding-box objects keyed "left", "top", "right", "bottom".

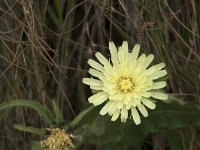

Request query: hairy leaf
[
  {"left": 14, "top": 124, "right": 46, "bottom": 135},
  {"left": 52, "top": 100, "right": 63, "bottom": 124},
  {"left": 0, "top": 99, "right": 55, "bottom": 124}
]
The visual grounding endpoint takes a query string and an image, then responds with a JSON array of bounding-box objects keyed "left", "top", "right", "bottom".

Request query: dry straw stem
[{"left": 0, "top": 0, "right": 200, "bottom": 149}]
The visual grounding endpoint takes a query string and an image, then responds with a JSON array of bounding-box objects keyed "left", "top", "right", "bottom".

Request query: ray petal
[
  {"left": 131, "top": 44, "right": 140, "bottom": 60},
  {"left": 88, "top": 59, "right": 104, "bottom": 71},
  {"left": 88, "top": 92, "right": 109, "bottom": 106},
  {"left": 90, "top": 85, "right": 103, "bottom": 90},
  {"left": 109, "top": 42, "right": 119, "bottom": 65},
  {"left": 88, "top": 69, "right": 104, "bottom": 79},
  {"left": 143, "top": 54, "right": 154, "bottom": 68},
  {"left": 118, "top": 46, "right": 124, "bottom": 63},
  {"left": 151, "top": 92, "right": 168, "bottom": 100},
  {"left": 100, "top": 101, "right": 113, "bottom": 115},
  {"left": 117, "top": 41, "right": 129, "bottom": 63},
  {"left": 146, "top": 63, "right": 165, "bottom": 76},
  {"left": 117, "top": 101, "right": 124, "bottom": 109},
  {"left": 108, "top": 102, "right": 118, "bottom": 115},
  {"left": 150, "top": 70, "right": 167, "bottom": 80},
  {"left": 141, "top": 91, "right": 151, "bottom": 98},
  {"left": 111, "top": 109, "right": 120, "bottom": 121},
  {"left": 141, "top": 98, "right": 156, "bottom": 109},
  {"left": 82, "top": 78, "right": 103, "bottom": 86},
  {"left": 120, "top": 107, "right": 128, "bottom": 122},
  {"left": 95, "top": 52, "right": 111, "bottom": 68},
  {"left": 137, "top": 105, "right": 148, "bottom": 117},
  {"left": 131, "top": 107, "right": 141, "bottom": 125},
  {"left": 151, "top": 81, "right": 167, "bottom": 89}
]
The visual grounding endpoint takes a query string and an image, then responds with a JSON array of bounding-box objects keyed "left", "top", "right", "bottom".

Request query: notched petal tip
[
  {"left": 133, "top": 44, "right": 140, "bottom": 51},
  {"left": 155, "top": 63, "right": 166, "bottom": 71},
  {"left": 87, "top": 59, "right": 94, "bottom": 65},
  {"left": 134, "top": 43, "right": 141, "bottom": 48},
  {"left": 82, "top": 78, "right": 88, "bottom": 84},
  {"left": 109, "top": 41, "right": 115, "bottom": 47},
  {"left": 131, "top": 44, "right": 141, "bottom": 60},
  {"left": 87, "top": 59, "right": 104, "bottom": 71},
  {"left": 147, "top": 54, "right": 154, "bottom": 61},
  {"left": 109, "top": 42, "right": 117, "bottom": 52},
  {"left": 135, "top": 120, "right": 141, "bottom": 125},
  {"left": 160, "top": 62, "right": 166, "bottom": 67},
  {"left": 121, "top": 41, "right": 128, "bottom": 51},
  {"left": 122, "top": 41, "right": 128, "bottom": 45}
]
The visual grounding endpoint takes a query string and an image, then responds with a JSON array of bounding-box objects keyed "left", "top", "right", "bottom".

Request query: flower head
[
  {"left": 83, "top": 41, "right": 168, "bottom": 125},
  {"left": 41, "top": 128, "right": 75, "bottom": 150}
]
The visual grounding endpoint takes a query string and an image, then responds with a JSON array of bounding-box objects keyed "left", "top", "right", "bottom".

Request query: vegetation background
[{"left": 0, "top": 0, "right": 200, "bottom": 149}]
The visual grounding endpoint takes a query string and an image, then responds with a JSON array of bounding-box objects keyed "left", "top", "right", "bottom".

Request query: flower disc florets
[
  {"left": 83, "top": 41, "right": 168, "bottom": 125},
  {"left": 117, "top": 77, "right": 134, "bottom": 93},
  {"left": 41, "top": 128, "right": 75, "bottom": 150}
]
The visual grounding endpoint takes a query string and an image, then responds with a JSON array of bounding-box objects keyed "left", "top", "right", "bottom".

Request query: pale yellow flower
[
  {"left": 41, "top": 128, "right": 75, "bottom": 150},
  {"left": 83, "top": 41, "right": 168, "bottom": 125}
]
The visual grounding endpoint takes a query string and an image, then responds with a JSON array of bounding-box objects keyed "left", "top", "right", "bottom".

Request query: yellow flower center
[{"left": 118, "top": 77, "right": 134, "bottom": 93}]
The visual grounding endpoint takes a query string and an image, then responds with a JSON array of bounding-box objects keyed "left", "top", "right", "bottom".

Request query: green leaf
[
  {"left": 162, "top": 129, "right": 189, "bottom": 150},
  {"left": 69, "top": 106, "right": 96, "bottom": 128},
  {"left": 0, "top": 99, "right": 55, "bottom": 124},
  {"left": 52, "top": 100, "right": 63, "bottom": 124},
  {"left": 74, "top": 101, "right": 200, "bottom": 149},
  {"left": 54, "top": 0, "right": 63, "bottom": 23},
  {"left": 31, "top": 141, "right": 43, "bottom": 150},
  {"left": 115, "top": 101, "right": 200, "bottom": 149},
  {"left": 14, "top": 124, "right": 46, "bottom": 135}
]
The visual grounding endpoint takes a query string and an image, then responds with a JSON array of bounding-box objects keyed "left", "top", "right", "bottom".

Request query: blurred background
[{"left": 0, "top": 0, "right": 200, "bottom": 149}]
